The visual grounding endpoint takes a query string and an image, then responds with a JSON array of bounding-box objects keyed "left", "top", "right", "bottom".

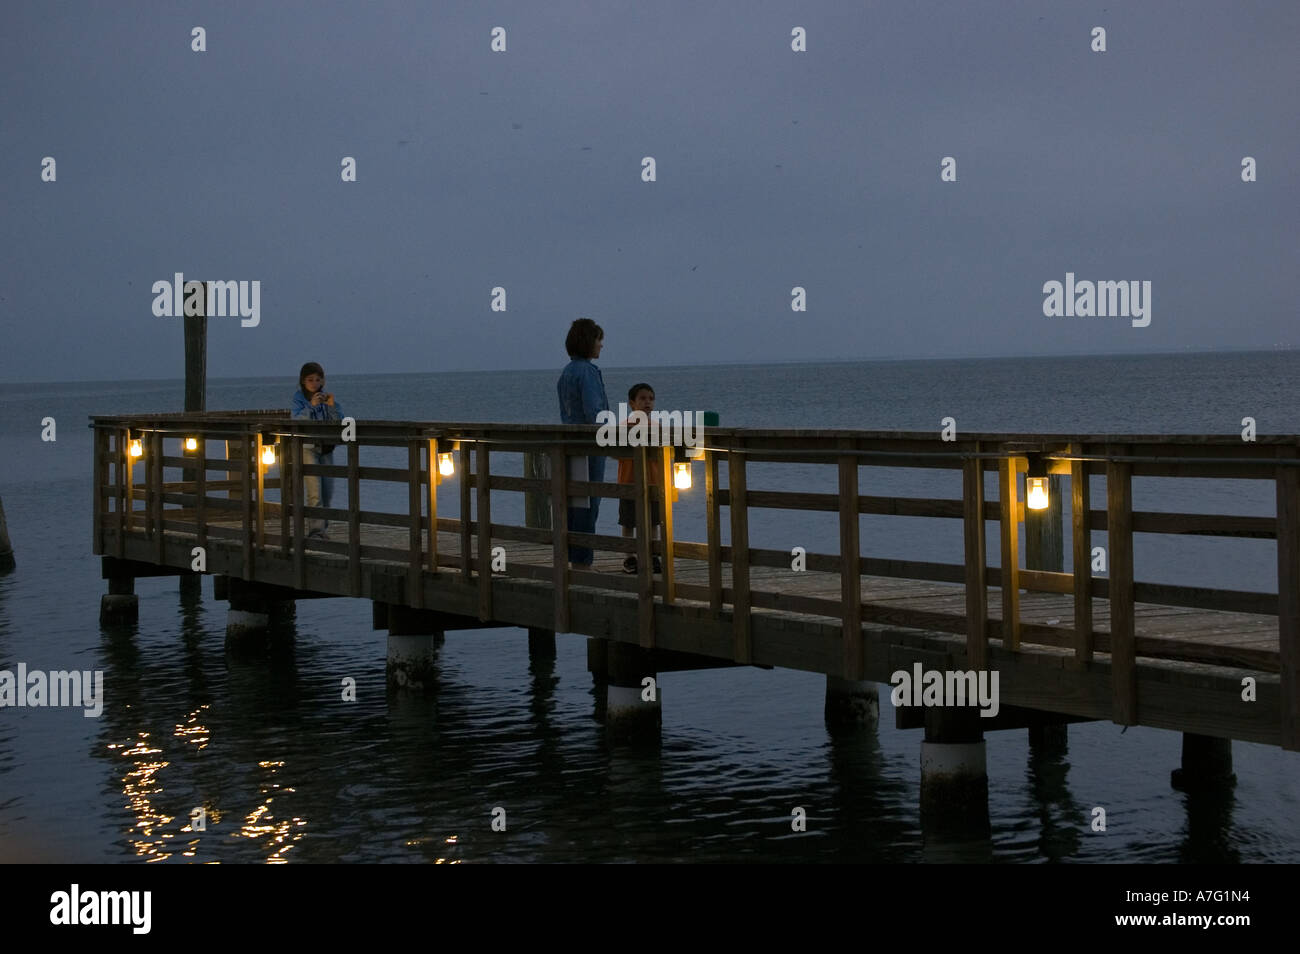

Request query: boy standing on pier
[{"left": 618, "top": 383, "right": 669, "bottom": 574}]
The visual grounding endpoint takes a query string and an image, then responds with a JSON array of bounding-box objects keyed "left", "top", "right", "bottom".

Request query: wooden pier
[{"left": 89, "top": 412, "right": 1300, "bottom": 773}]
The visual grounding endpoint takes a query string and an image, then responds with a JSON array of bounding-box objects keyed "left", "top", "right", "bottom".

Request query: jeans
[
  {"left": 303, "top": 446, "right": 335, "bottom": 533},
  {"left": 567, "top": 454, "right": 605, "bottom": 565}
]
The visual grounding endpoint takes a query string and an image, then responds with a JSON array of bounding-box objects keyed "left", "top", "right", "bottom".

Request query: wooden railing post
[
  {"left": 634, "top": 444, "right": 655, "bottom": 648},
  {"left": 292, "top": 436, "right": 306, "bottom": 590},
  {"left": 660, "top": 444, "right": 676, "bottom": 605},
  {"left": 1107, "top": 452, "right": 1137, "bottom": 725},
  {"left": 1070, "top": 443, "right": 1094, "bottom": 665},
  {"left": 240, "top": 431, "right": 253, "bottom": 577},
  {"left": 118, "top": 428, "right": 129, "bottom": 557},
  {"left": 477, "top": 443, "right": 492, "bottom": 621},
  {"left": 998, "top": 454, "right": 1021, "bottom": 651},
  {"left": 347, "top": 439, "right": 361, "bottom": 596},
  {"left": 278, "top": 433, "right": 290, "bottom": 556},
  {"left": 196, "top": 435, "right": 208, "bottom": 557},
  {"left": 705, "top": 449, "right": 722, "bottom": 613},
  {"left": 1276, "top": 448, "right": 1300, "bottom": 751},
  {"left": 838, "top": 445, "right": 863, "bottom": 680},
  {"left": 427, "top": 437, "right": 439, "bottom": 573},
  {"left": 549, "top": 445, "right": 569, "bottom": 632},
  {"left": 153, "top": 431, "right": 164, "bottom": 563},
  {"left": 963, "top": 448, "right": 988, "bottom": 671},
  {"left": 408, "top": 440, "right": 424, "bottom": 608},
  {"left": 92, "top": 426, "right": 106, "bottom": 555},
  {"left": 729, "top": 449, "right": 751, "bottom": 664},
  {"left": 255, "top": 432, "right": 266, "bottom": 551},
  {"left": 460, "top": 442, "right": 473, "bottom": 584}
]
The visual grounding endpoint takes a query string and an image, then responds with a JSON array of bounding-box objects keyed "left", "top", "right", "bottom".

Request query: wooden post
[
  {"left": 255, "top": 433, "right": 266, "bottom": 551},
  {"left": 460, "top": 443, "right": 472, "bottom": 584},
  {"left": 181, "top": 282, "right": 205, "bottom": 596},
  {"left": 196, "top": 436, "right": 207, "bottom": 556},
  {"left": 660, "top": 445, "right": 676, "bottom": 605},
  {"left": 729, "top": 450, "right": 751, "bottom": 664},
  {"left": 634, "top": 445, "right": 655, "bottom": 648},
  {"left": 279, "top": 434, "right": 290, "bottom": 556},
  {"left": 153, "top": 431, "right": 164, "bottom": 564},
  {"left": 240, "top": 432, "right": 253, "bottom": 578},
  {"left": 998, "top": 457, "right": 1021, "bottom": 651},
  {"left": 427, "top": 438, "right": 439, "bottom": 573},
  {"left": 347, "top": 440, "right": 361, "bottom": 597},
  {"left": 92, "top": 425, "right": 106, "bottom": 557},
  {"left": 549, "top": 446, "right": 569, "bottom": 633},
  {"left": 1070, "top": 446, "right": 1094, "bottom": 665},
  {"left": 292, "top": 436, "right": 306, "bottom": 591},
  {"left": 477, "top": 443, "right": 492, "bottom": 621},
  {"left": 705, "top": 449, "right": 722, "bottom": 613},
  {"left": 1276, "top": 450, "right": 1300, "bottom": 751},
  {"left": 523, "top": 450, "right": 552, "bottom": 530},
  {"left": 1107, "top": 455, "right": 1137, "bottom": 725},
  {"left": 1025, "top": 475, "right": 1064, "bottom": 574},
  {"left": 838, "top": 448, "right": 862, "bottom": 680},
  {"left": 118, "top": 428, "right": 129, "bottom": 557},
  {"left": 963, "top": 452, "right": 988, "bottom": 671},
  {"left": 408, "top": 441, "right": 423, "bottom": 608}
]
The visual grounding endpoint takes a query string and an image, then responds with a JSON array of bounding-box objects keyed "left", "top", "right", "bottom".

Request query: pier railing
[{"left": 90, "top": 413, "right": 1300, "bottom": 749}]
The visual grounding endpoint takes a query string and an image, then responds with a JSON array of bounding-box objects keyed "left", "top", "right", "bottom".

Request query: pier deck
[{"left": 91, "top": 413, "right": 1300, "bottom": 750}]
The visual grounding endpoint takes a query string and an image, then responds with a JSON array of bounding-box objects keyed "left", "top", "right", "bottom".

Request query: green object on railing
[{"left": 703, "top": 411, "right": 719, "bottom": 427}]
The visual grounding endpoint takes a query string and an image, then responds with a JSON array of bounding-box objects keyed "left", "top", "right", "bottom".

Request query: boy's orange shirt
[{"left": 615, "top": 416, "right": 677, "bottom": 500}]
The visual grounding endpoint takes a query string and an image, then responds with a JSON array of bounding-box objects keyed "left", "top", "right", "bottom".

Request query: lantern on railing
[
  {"left": 438, "top": 452, "right": 455, "bottom": 477},
  {"left": 1026, "top": 456, "right": 1049, "bottom": 511},
  {"left": 673, "top": 461, "right": 692, "bottom": 490},
  {"left": 184, "top": 437, "right": 198, "bottom": 452},
  {"left": 128, "top": 438, "right": 143, "bottom": 458},
  {"left": 261, "top": 444, "right": 277, "bottom": 467}
]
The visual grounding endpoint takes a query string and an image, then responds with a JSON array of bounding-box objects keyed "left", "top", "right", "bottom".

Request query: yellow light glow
[
  {"left": 261, "top": 446, "right": 277, "bottom": 466},
  {"left": 184, "top": 437, "right": 198, "bottom": 452},
  {"left": 438, "top": 452, "right": 455, "bottom": 477},
  {"left": 128, "top": 438, "right": 143, "bottom": 458},
  {"left": 1026, "top": 477, "right": 1049, "bottom": 511},
  {"left": 673, "top": 461, "right": 692, "bottom": 490}
]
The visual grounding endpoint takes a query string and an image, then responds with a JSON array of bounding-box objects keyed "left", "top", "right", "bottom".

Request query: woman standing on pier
[
  {"left": 557, "top": 319, "right": 609, "bottom": 569},
  {"left": 292, "top": 362, "right": 345, "bottom": 538}
]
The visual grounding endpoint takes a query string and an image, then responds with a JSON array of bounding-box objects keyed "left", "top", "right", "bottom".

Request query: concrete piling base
[
  {"left": 100, "top": 576, "right": 137, "bottom": 624},
  {"left": 1171, "top": 733, "right": 1236, "bottom": 791},
  {"left": 920, "top": 708, "right": 990, "bottom": 835},
  {"left": 824, "top": 676, "right": 879, "bottom": 729},
  {"left": 224, "top": 580, "right": 285, "bottom": 649},
  {"left": 386, "top": 606, "right": 442, "bottom": 690},
  {"left": 604, "top": 642, "right": 660, "bottom": 742}
]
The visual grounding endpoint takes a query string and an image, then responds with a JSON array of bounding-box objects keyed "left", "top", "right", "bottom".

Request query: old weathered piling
[{"left": 0, "top": 496, "right": 14, "bottom": 573}]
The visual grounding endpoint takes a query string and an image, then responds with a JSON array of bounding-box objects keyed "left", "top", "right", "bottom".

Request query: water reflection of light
[
  {"left": 173, "top": 705, "right": 211, "bottom": 749},
  {"left": 236, "top": 760, "right": 307, "bottom": 863},
  {"left": 110, "top": 731, "right": 173, "bottom": 860}
]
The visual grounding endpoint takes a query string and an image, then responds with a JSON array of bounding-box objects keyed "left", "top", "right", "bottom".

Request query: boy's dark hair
[
  {"left": 565, "top": 318, "right": 604, "bottom": 359},
  {"left": 627, "top": 383, "right": 654, "bottom": 402},
  {"left": 299, "top": 361, "right": 325, "bottom": 395}
]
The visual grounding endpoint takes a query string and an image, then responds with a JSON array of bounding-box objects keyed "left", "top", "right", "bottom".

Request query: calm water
[{"left": 1, "top": 352, "right": 1298, "bottom": 862}]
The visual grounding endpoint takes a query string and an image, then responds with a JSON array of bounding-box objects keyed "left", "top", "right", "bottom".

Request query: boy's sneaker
[
  {"left": 622, "top": 556, "right": 637, "bottom": 574},
  {"left": 652, "top": 556, "right": 663, "bottom": 574}
]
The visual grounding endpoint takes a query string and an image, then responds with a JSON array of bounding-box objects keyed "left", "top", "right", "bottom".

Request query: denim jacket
[
  {"left": 556, "top": 359, "right": 609, "bottom": 425},
  {"left": 292, "top": 390, "right": 345, "bottom": 453}
]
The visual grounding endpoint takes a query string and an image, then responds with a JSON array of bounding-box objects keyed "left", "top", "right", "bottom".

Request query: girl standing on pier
[
  {"left": 557, "top": 319, "right": 609, "bottom": 569},
  {"left": 292, "top": 361, "right": 345, "bottom": 538}
]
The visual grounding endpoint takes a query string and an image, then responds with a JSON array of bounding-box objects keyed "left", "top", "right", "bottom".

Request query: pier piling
[
  {"left": 0, "top": 496, "right": 14, "bottom": 573},
  {"left": 386, "top": 605, "right": 441, "bottom": 690},
  {"left": 1171, "top": 733, "right": 1236, "bottom": 791},
  {"left": 824, "top": 676, "right": 880, "bottom": 729},
  {"left": 920, "top": 707, "right": 990, "bottom": 835},
  {"left": 605, "top": 641, "right": 660, "bottom": 741},
  {"left": 99, "top": 574, "right": 138, "bottom": 624}
]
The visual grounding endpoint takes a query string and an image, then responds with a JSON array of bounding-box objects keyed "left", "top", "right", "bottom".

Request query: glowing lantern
[
  {"left": 438, "top": 452, "right": 455, "bottom": 477},
  {"left": 128, "top": 438, "right": 143, "bottom": 458},
  {"left": 673, "top": 461, "right": 692, "bottom": 490}
]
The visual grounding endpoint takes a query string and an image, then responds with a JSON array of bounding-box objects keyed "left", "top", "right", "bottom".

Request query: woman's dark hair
[
  {"left": 627, "top": 383, "right": 654, "bottom": 402},
  {"left": 565, "top": 318, "right": 604, "bottom": 359},
  {"left": 299, "top": 361, "right": 325, "bottom": 395}
]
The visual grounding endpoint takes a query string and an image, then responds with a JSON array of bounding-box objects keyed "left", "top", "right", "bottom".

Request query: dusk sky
[{"left": 3, "top": 0, "right": 1297, "bottom": 383}]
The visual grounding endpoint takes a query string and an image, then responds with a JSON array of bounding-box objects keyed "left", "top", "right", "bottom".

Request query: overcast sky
[{"left": 2, "top": 0, "right": 1297, "bottom": 383}]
